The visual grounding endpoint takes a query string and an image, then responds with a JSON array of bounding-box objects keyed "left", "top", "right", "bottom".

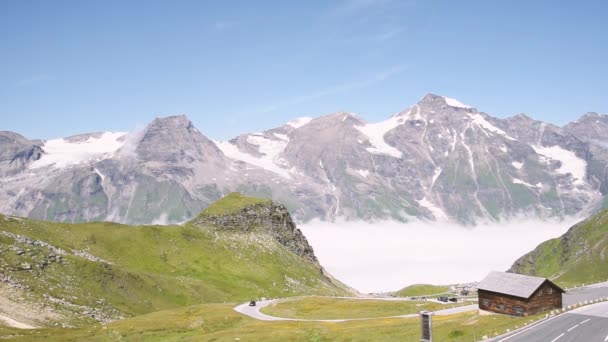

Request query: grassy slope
[
  {"left": 0, "top": 302, "right": 544, "bottom": 342},
  {"left": 0, "top": 194, "right": 348, "bottom": 326},
  {"left": 197, "top": 192, "right": 271, "bottom": 217},
  {"left": 509, "top": 209, "right": 608, "bottom": 287},
  {"left": 396, "top": 284, "right": 451, "bottom": 297},
  {"left": 260, "top": 297, "right": 464, "bottom": 320}
]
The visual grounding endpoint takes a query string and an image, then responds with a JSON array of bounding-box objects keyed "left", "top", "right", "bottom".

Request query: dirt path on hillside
[
  {"left": 0, "top": 284, "right": 62, "bottom": 329},
  {"left": 0, "top": 313, "right": 36, "bottom": 329}
]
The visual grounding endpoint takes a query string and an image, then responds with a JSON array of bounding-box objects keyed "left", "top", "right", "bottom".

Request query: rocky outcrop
[
  {"left": 0, "top": 131, "right": 43, "bottom": 176},
  {"left": 192, "top": 199, "right": 318, "bottom": 264}
]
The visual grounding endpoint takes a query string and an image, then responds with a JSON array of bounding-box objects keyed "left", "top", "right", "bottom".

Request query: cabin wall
[
  {"left": 478, "top": 282, "right": 563, "bottom": 317},
  {"left": 527, "top": 282, "right": 563, "bottom": 315},
  {"left": 478, "top": 290, "right": 529, "bottom": 316}
]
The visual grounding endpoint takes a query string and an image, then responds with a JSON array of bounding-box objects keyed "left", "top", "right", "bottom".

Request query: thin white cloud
[
  {"left": 211, "top": 20, "right": 236, "bottom": 31},
  {"left": 328, "top": 0, "right": 392, "bottom": 16},
  {"left": 376, "top": 27, "right": 405, "bottom": 41},
  {"left": 16, "top": 74, "right": 54, "bottom": 87},
  {"left": 242, "top": 65, "right": 406, "bottom": 115}
]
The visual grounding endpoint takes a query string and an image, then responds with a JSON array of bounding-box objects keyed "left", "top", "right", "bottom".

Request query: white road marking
[
  {"left": 550, "top": 333, "right": 565, "bottom": 342},
  {"left": 579, "top": 318, "right": 591, "bottom": 324},
  {"left": 496, "top": 315, "right": 560, "bottom": 342},
  {"left": 604, "top": 334, "right": 608, "bottom": 342},
  {"left": 567, "top": 324, "right": 579, "bottom": 332}
]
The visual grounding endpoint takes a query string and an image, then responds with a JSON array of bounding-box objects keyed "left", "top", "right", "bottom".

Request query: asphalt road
[
  {"left": 495, "top": 301, "right": 608, "bottom": 342},
  {"left": 234, "top": 298, "right": 478, "bottom": 322},
  {"left": 563, "top": 285, "right": 608, "bottom": 307}
]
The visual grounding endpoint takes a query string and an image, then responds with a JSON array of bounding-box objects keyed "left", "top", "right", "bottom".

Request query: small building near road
[{"left": 477, "top": 271, "right": 564, "bottom": 316}]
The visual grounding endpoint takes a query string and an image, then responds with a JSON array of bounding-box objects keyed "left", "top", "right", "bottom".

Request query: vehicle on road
[{"left": 249, "top": 300, "right": 256, "bottom": 307}]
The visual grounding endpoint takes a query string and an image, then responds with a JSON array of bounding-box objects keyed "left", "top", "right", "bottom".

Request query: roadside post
[{"left": 420, "top": 311, "right": 433, "bottom": 342}]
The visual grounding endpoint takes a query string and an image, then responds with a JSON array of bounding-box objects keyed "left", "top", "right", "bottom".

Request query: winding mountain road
[
  {"left": 235, "top": 282, "right": 608, "bottom": 324},
  {"left": 233, "top": 298, "right": 478, "bottom": 322}
]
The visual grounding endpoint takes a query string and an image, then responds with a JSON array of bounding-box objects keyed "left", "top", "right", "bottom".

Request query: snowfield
[
  {"left": 30, "top": 132, "right": 126, "bottom": 169},
  {"left": 443, "top": 96, "right": 471, "bottom": 109},
  {"left": 532, "top": 145, "right": 587, "bottom": 185},
  {"left": 300, "top": 217, "right": 580, "bottom": 293},
  {"left": 286, "top": 117, "right": 313, "bottom": 129},
  {"left": 213, "top": 139, "right": 292, "bottom": 179},
  {"left": 354, "top": 115, "right": 404, "bottom": 158}
]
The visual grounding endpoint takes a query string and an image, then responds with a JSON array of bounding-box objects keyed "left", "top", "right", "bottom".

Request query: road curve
[
  {"left": 494, "top": 301, "right": 608, "bottom": 342},
  {"left": 234, "top": 298, "right": 478, "bottom": 322},
  {"left": 235, "top": 283, "right": 608, "bottom": 324}
]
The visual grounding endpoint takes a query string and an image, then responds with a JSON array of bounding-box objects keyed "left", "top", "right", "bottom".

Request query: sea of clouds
[{"left": 299, "top": 217, "right": 582, "bottom": 293}]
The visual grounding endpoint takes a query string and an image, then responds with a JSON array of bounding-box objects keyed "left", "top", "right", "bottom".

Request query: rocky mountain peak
[
  {"left": 511, "top": 113, "right": 534, "bottom": 121},
  {"left": 416, "top": 93, "right": 472, "bottom": 110},
  {"left": 310, "top": 111, "right": 363, "bottom": 127},
  {"left": 417, "top": 93, "right": 444, "bottom": 104},
  {"left": 134, "top": 115, "right": 224, "bottom": 164},
  {"left": 579, "top": 112, "right": 603, "bottom": 120},
  {"left": 564, "top": 112, "right": 608, "bottom": 144},
  {"left": 191, "top": 193, "right": 319, "bottom": 263}
]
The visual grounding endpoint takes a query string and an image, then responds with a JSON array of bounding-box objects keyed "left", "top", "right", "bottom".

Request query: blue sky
[{"left": 1, "top": 0, "right": 607, "bottom": 140}]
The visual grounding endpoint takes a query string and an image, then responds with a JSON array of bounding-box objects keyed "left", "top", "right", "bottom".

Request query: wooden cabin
[{"left": 477, "top": 271, "right": 564, "bottom": 316}]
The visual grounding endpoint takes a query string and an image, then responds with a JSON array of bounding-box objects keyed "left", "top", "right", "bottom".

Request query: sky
[{"left": 1, "top": 0, "right": 607, "bottom": 141}]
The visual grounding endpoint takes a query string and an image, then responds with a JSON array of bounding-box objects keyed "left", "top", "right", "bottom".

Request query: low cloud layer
[{"left": 299, "top": 217, "right": 581, "bottom": 293}]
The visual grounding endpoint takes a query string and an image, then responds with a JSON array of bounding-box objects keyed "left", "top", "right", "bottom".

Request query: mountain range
[{"left": 1, "top": 93, "right": 607, "bottom": 225}]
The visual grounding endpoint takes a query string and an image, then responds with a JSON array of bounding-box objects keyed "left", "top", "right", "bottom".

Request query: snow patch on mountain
[
  {"left": 532, "top": 145, "right": 587, "bottom": 185},
  {"left": 213, "top": 140, "right": 291, "bottom": 179},
  {"left": 94, "top": 168, "right": 105, "bottom": 182},
  {"left": 30, "top": 132, "right": 126, "bottom": 169},
  {"left": 353, "top": 169, "right": 370, "bottom": 178},
  {"left": 246, "top": 135, "right": 288, "bottom": 160},
  {"left": 354, "top": 116, "right": 404, "bottom": 158},
  {"left": 469, "top": 113, "right": 516, "bottom": 140},
  {"left": 273, "top": 133, "right": 289, "bottom": 141},
  {"left": 430, "top": 167, "right": 442, "bottom": 189},
  {"left": 512, "top": 178, "right": 541, "bottom": 188},
  {"left": 443, "top": 96, "right": 471, "bottom": 109},
  {"left": 418, "top": 197, "right": 448, "bottom": 222},
  {"left": 512, "top": 161, "right": 524, "bottom": 169},
  {"left": 286, "top": 117, "right": 313, "bottom": 129}
]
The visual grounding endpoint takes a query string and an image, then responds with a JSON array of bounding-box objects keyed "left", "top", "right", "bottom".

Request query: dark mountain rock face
[
  {"left": 0, "top": 131, "right": 43, "bottom": 176},
  {"left": 0, "top": 95, "right": 607, "bottom": 225},
  {"left": 134, "top": 115, "right": 225, "bottom": 165}
]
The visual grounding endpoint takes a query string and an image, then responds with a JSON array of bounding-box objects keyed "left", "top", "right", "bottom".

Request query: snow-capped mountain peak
[{"left": 1, "top": 95, "right": 606, "bottom": 225}]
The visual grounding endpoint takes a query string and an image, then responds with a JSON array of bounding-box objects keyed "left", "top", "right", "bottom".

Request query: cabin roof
[{"left": 478, "top": 271, "right": 563, "bottom": 299}]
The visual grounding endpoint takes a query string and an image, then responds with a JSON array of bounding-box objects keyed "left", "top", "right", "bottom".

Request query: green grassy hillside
[
  {"left": 260, "top": 296, "right": 464, "bottom": 320},
  {"left": 0, "top": 302, "right": 544, "bottom": 342},
  {"left": 197, "top": 192, "right": 271, "bottom": 216},
  {"left": 0, "top": 193, "right": 349, "bottom": 328},
  {"left": 396, "top": 284, "right": 451, "bottom": 297},
  {"left": 509, "top": 209, "right": 608, "bottom": 287}
]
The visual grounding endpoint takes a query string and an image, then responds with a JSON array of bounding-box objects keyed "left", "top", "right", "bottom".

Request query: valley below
[{"left": 300, "top": 217, "right": 580, "bottom": 293}]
